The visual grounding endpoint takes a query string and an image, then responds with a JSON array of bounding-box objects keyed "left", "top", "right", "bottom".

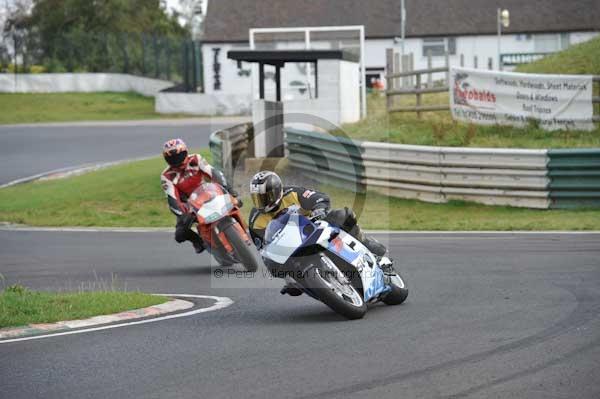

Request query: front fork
[{"left": 211, "top": 212, "right": 252, "bottom": 259}]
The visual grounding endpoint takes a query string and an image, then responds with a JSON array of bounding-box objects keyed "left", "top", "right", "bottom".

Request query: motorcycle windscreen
[
  {"left": 262, "top": 212, "right": 314, "bottom": 265},
  {"left": 189, "top": 183, "right": 233, "bottom": 224}
]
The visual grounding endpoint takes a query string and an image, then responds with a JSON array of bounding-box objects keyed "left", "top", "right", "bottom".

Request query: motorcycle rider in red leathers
[{"left": 161, "top": 138, "right": 235, "bottom": 253}]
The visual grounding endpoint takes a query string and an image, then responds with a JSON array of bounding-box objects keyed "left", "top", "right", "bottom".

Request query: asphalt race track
[
  {"left": 0, "top": 121, "right": 231, "bottom": 185},
  {"left": 1, "top": 122, "right": 600, "bottom": 398},
  {"left": 1, "top": 230, "right": 599, "bottom": 399}
]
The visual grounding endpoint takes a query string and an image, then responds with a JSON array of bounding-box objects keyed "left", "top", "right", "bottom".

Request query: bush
[
  {"left": 5, "top": 284, "right": 28, "bottom": 295},
  {"left": 44, "top": 59, "right": 68, "bottom": 73},
  {"left": 1, "top": 64, "right": 47, "bottom": 73},
  {"left": 29, "top": 65, "right": 47, "bottom": 74}
]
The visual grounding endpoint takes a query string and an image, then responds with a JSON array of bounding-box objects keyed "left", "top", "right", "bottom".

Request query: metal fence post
[
  {"left": 12, "top": 34, "right": 18, "bottom": 74},
  {"left": 191, "top": 41, "right": 199, "bottom": 92},
  {"left": 166, "top": 39, "right": 172, "bottom": 81},
  {"left": 121, "top": 33, "right": 129, "bottom": 74},
  {"left": 197, "top": 41, "right": 204, "bottom": 92},
  {"left": 66, "top": 35, "right": 74, "bottom": 72},
  {"left": 141, "top": 34, "right": 147, "bottom": 75},
  {"left": 153, "top": 34, "right": 159, "bottom": 79},
  {"left": 183, "top": 41, "right": 190, "bottom": 92}
]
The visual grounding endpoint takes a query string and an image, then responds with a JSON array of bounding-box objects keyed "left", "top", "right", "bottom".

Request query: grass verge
[
  {"left": 0, "top": 284, "right": 167, "bottom": 329},
  {"left": 0, "top": 92, "right": 193, "bottom": 125},
  {"left": 323, "top": 185, "right": 600, "bottom": 231},
  {"left": 516, "top": 35, "right": 600, "bottom": 75},
  {"left": 1, "top": 150, "right": 599, "bottom": 230},
  {"left": 0, "top": 149, "right": 211, "bottom": 227}
]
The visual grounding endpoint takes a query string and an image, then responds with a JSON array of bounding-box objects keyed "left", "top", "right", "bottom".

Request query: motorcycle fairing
[
  {"left": 262, "top": 208, "right": 390, "bottom": 303},
  {"left": 189, "top": 183, "right": 235, "bottom": 224},
  {"left": 263, "top": 212, "right": 313, "bottom": 265},
  {"left": 196, "top": 193, "right": 234, "bottom": 223},
  {"left": 321, "top": 228, "right": 390, "bottom": 302}
]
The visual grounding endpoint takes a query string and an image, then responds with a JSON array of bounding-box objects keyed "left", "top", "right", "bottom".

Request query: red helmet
[{"left": 163, "top": 138, "right": 188, "bottom": 167}]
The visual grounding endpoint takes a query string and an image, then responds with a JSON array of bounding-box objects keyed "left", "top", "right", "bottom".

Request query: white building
[{"left": 201, "top": 0, "right": 599, "bottom": 110}]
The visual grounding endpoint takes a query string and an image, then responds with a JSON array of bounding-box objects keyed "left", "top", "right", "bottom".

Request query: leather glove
[
  {"left": 227, "top": 188, "right": 243, "bottom": 207},
  {"left": 310, "top": 208, "right": 328, "bottom": 221}
]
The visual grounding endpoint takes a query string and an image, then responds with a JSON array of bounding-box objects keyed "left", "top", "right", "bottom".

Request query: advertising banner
[{"left": 450, "top": 67, "right": 594, "bottom": 131}]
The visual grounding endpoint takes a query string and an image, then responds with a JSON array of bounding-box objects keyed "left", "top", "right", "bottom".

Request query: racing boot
[
  {"left": 350, "top": 225, "right": 387, "bottom": 257},
  {"left": 189, "top": 233, "right": 205, "bottom": 254},
  {"left": 280, "top": 277, "right": 303, "bottom": 296},
  {"left": 378, "top": 256, "right": 395, "bottom": 277},
  {"left": 377, "top": 255, "right": 398, "bottom": 288}
]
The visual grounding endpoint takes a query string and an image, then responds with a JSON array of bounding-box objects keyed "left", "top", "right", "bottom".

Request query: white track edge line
[
  {"left": 0, "top": 294, "right": 233, "bottom": 344},
  {"left": 0, "top": 156, "right": 155, "bottom": 189}
]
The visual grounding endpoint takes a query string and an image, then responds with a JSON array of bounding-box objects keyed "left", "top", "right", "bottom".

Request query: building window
[
  {"left": 447, "top": 37, "right": 456, "bottom": 55},
  {"left": 534, "top": 33, "right": 570, "bottom": 53},
  {"left": 422, "top": 37, "right": 456, "bottom": 56},
  {"left": 516, "top": 34, "right": 532, "bottom": 41}
]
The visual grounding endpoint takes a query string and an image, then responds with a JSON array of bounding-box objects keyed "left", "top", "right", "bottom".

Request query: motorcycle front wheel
[
  {"left": 299, "top": 254, "right": 367, "bottom": 320},
  {"left": 382, "top": 270, "right": 409, "bottom": 305},
  {"left": 222, "top": 222, "right": 262, "bottom": 273}
]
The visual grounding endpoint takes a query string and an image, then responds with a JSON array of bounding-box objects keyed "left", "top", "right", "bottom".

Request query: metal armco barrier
[
  {"left": 548, "top": 149, "right": 600, "bottom": 209},
  {"left": 209, "top": 123, "right": 253, "bottom": 184},
  {"left": 286, "top": 128, "right": 366, "bottom": 193},
  {"left": 286, "top": 128, "right": 554, "bottom": 209}
]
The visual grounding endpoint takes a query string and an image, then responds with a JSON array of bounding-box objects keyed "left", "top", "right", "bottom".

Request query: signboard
[{"left": 450, "top": 67, "right": 594, "bottom": 131}]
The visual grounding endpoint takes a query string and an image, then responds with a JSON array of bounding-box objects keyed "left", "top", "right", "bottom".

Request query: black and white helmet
[{"left": 250, "top": 171, "right": 283, "bottom": 213}]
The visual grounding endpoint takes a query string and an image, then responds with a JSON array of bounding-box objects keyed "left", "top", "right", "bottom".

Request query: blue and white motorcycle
[{"left": 261, "top": 206, "right": 408, "bottom": 320}]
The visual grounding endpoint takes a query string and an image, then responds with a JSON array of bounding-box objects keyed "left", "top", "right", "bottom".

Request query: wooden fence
[{"left": 385, "top": 49, "right": 450, "bottom": 117}]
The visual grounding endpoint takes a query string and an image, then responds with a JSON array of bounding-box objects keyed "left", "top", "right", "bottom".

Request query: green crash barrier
[
  {"left": 548, "top": 149, "right": 600, "bottom": 209},
  {"left": 209, "top": 135, "right": 223, "bottom": 170},
  {"left": 285, "top": 128, "right": 366, "bottom": 192},
  {"left": 265, "top": 128, "right": 600, "bottom": 210}
]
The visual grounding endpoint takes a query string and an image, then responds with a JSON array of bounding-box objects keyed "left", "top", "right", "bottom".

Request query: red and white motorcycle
[{"left": 187, "top": 182, "right": 262, "bottom": 272}]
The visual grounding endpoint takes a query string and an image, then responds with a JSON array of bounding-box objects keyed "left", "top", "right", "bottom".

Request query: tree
[
  {"left": 2, "top": 0, "right": 33, "bottom": 71},
  {"left": 18, "top": 0, "right": 189, "bottom": 74}
]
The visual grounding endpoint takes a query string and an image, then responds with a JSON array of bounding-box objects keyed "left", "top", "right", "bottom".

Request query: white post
[
  {"left": 497, "top": 8, "right": 502, "bottom": 71},
  {"left": 400, "top": 0, "right": 406, "bottom": 57},
  {"left": 249, "top": 29, "right": 257, "bottom": 100},
  {"left": 359, "top": 25, "right": 367, "bottom": 119},
  {"left": 305, "top": 30, "right": 313, "bottom": 98}
]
